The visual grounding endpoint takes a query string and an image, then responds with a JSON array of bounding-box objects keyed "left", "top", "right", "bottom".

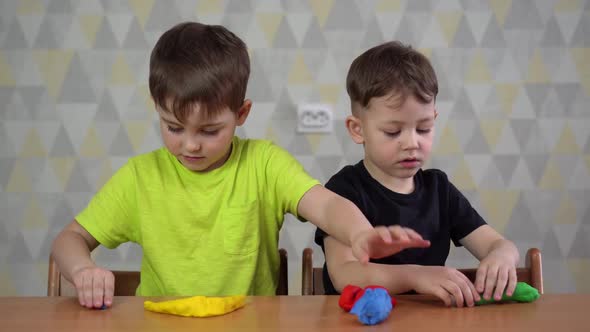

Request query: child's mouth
[
  {"left": 400, "top": 158, "right": 420, "bottom": 168},
  {"left": 183, "top": 155, "right": 205, "bottom": 162}
]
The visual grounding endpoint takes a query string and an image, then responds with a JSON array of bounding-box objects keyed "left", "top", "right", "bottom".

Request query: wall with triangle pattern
[{"left": 0, "top": 0, "right": 589, "bottom": 295}]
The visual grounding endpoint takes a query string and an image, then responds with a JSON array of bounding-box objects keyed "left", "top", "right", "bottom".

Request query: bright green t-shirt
[{"left": 76, "top": 137, "right": 319, "bottom": 296}]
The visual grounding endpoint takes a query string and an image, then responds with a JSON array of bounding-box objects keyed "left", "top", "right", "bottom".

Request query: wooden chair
[
  {"left": 301, "top": 247, "right": 543, "bottom": 295},
  {"left": 48, "top": 248, "right": 290, "bottom": 296}
]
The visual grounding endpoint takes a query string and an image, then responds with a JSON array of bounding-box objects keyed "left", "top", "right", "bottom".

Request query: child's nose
[
  {"left": 402, "top": 131, "right": 419, "bottom": 149},
  {"left": 185, "top": 137, "right": 201, "bottom": 152}
]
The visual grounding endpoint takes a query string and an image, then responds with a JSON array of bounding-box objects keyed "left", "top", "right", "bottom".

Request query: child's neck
[{"left": 363, "top": 160, "right": 415, "bottom": 194}]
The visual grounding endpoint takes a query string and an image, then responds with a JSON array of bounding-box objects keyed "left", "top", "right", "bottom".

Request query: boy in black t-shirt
[{"left": 315, "top": 41, "right": 520, "bottom": 307}]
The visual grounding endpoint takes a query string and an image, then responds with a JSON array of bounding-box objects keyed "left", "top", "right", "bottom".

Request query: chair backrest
[
  {"left": 301, "top": 248, "right": 324, "bottom": 296},
  {"left": 48, "top": 248, "right": 290, "bottom": 296},
  {"left": 301, "top": 247, "right": 543, "bottom": 295},
  {"left": 277, "top": 248, "right": 289, "bottom": 295}
]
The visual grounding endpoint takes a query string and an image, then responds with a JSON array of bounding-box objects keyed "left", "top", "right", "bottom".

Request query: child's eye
[
  {"left": 384, "top": 131, "right": 400, "bottom": 137},
  {"left": 417, "top": 128, "right": 432, "bottom": 134},
  {"left": 202, "top": 129, "right": 219, "bottom": 136},
  {"left": 167, "top": 125, "right": 183, "bottom": 133}
]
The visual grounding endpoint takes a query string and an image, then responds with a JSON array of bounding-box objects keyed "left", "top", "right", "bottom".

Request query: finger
[
  {"left": 104, "top": 273, "right": 115, "bottom": 307},
  {"left": 460, "top": 273, "right": 480, "bottom": 302},
  {"left": 493, "top": 266, "right": 510, "bottom": 301},
  {"left": 379, "top": 226, "right": 395, "bottom": 243},
  {"left": 388, "top": 226, "right": 409, "bottom": 242},
  {"left": 83, "top": 274, "right": 94, "bottom": 309},
  {"left": 432, "top": 287, "right": 453, "bottom": 307},
  {"left": 409, "top": 238, "right": 431, "bottom": 248},
  {"left": 475, "top": 265, "right": 487, "bottom": 294},
  {"left": 404, "top": 228, "right": 424, "bottom": 240},
  {"left": 74, "top": 275, "right": 86, "bottom": 307},
  {"left": 506, "top": 268, "right": 518, "bottom": 296},
  {"left": 404, "top": 229, "right": 431, "bottom": 247},
  {"left": 452, "top": 273, "right": 475, "bottom": 307},
  {"left": 442, "top": 281, "right": 464, "bottom": 308},
  {"left": 93, "top": 274, "right": 105, "bottom": 308},
  {"left": 483, "top": 267, "right": 499, "bottom": 300},
  {"left": 352, "top": 245, "right": 369, "bottom": 264}
]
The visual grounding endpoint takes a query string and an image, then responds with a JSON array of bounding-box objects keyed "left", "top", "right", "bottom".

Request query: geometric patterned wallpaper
[{"left": 0, "top": 0, "right": 589, "bottom": 295}]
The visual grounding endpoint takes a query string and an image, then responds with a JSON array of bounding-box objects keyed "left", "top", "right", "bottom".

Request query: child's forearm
[
  {"left": 318, "top": 193, "right": 373, "bottom": 246},
  {"left": 299, "top": 186, "right": 374, "bottom": 247},
  {"left": 329, "top": 261, "right": 418, "bottom": 294},
  {"left": 488, "top": 239, "right": 520, "bottom": 266},
  {"left": 51, "top": 228, "right": 96, "bottom": 282}
]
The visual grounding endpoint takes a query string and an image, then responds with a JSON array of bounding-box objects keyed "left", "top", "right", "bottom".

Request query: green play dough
[{"left": 475, "top": 282, "right": 540, "bottom": 305}]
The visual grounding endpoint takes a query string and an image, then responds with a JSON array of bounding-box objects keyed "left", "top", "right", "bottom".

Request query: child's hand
[
  {"left": 351, "top": 225, "right": 430, "bottom": 264},
  {"left": 412, "top": 266, "right": 480, "bottom": 307},
  {"left": 475, "top": 248, "right": 518, "bottom": 301},
  {"left": 71, "top": 265, "right": 115, "bottom": 309}
]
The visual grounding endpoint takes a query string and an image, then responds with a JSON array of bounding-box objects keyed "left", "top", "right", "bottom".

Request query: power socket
[{"left": 297, "top": 103, "right": 333, "bottom": 133}]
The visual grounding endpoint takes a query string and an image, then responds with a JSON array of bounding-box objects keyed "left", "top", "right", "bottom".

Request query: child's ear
[
  {"left": 434, "top": 109, "right": 438, "bottom": 119},
  {"left": 236, "top": 99, "right": 252, "bottom": 126},
  {"left": 345, "top": 115, "right": 364, "bottom": 144}
]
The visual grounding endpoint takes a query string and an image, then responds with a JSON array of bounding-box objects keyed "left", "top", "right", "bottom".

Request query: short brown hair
[
  {"left": 346, "top": 41, "right": 438, "bottom": 111},
  {"left": 149, "top": 22, "right": 250, "bottom": 122}
]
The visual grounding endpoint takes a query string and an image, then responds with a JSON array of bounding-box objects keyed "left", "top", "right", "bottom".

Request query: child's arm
[
  {"left": 51, "top": 220, "right": 115, "bottom": 309},
  {"left": 298, "top": 185, "right": 430, "bottom": 263},
  {"left": 460, "top": 225, "right": 520, "bottom": 301},
  {"left": 323, "top": 235, "right": 481, "bottom": 307}
]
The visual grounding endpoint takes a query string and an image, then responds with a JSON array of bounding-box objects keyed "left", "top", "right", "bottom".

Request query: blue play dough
[{"left": 349, "top": 288, "right": 393, "bottom": 325}]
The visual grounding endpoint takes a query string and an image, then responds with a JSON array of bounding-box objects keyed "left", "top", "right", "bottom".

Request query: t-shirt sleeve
[
  {"left": 76, "top": 160, "right": 139, "bottom": 249},
  {"left": 314, "top": 170, "right": 361, "bottom": 246},
  {"left": 263, "top": 142, "right": 320, "bottom": 220},
  {"left": 446, "top": 175, "right": 487, "bottom": 246}
]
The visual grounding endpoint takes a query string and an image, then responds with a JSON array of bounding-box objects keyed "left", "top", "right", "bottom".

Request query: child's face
[
  {"left": 348, "top": 94, "right": 436, "bottom": 184},
  {"left": 157, "top": 101, "right": 251, "bottom": 172}
]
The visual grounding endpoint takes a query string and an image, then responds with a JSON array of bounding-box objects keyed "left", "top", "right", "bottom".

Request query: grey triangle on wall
[
  {"left": 0, "top": 158, "right": 16, "bottom": 188},
  {"left": 567, "top": 226, "right": 590, "bottom": 258},
  {"left": 95, "top": 91, "right": 121, "bottom": 122},
  {"left": 3, "top": 19, "right": 28, "bottom": 49},
  {"left": 301, "top": 18, "right": 328, "bottom": 49},
  {"left": 145, "top": 1, "right": 182, "bottom": 31},
  {"left": 123, "top": 18, "right": 149, "bottom": 49},
  {"left": 569, "top": 12, "right": 590, "bottom": 46},
  {"left": 248, "top": 55, "right": 275, "bottom": 103},
  {"left": 49, "top": 126, "right": 77, "bottom": 157},
  {"left": 541, "top": 228, "right": 565, "bottom": 259},
  {"left": 324, "top": 0, "right": 363, "bottom": 30},
  {"left": 64, "top": 160, "right": 93, "bottom": 192},
  {"left": 503, "top": 0, "right": 543, "bottom": 29},
  {"left": 226, "top": 0, "right": 251, "bottom": 13},
  {"left": 108, "top": 125, "right": 135, "bottom": 156},
  {"left": 480, "top": 17, "right": 506, "bottom": 48},
  {"left": 505, "top": 196, "right": 541, "bottom": 243},
  {"left": 493, "top": 155, "right": 520, "bottom": 183},
  {"left": 33, "top": 17, "right": 59, "bottom": 48},
  {"left": 94, "top": 18, "right": 120, "bottom": 49},
  {"left": 360, "top": 17, "right": 385, "bottom": 49},
  {"left": 46, "top": 0, "right": 73, "bottom": 13},
  {"left": 452, "top": 16, "right": 477, "bottom": 48},
  {"left": 58, "top": 54, "right": 97, "bottom": 103},
  {"left": 523, "top": 154, "right": 549, "bottom": 184},
  {"left": 273, "top": 18, "right": 298, "bottom": 48},
  {"left": 539, "top": 16, "right": 566, "bottom": 47}
]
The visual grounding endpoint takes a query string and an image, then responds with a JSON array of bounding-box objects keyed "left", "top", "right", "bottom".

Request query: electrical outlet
[{"left": 297, "top": 103, "right": 333, "bottom": 133}]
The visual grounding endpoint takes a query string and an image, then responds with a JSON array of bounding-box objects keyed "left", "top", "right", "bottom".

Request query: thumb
[{"left": 352, "top": 245, "right": 369, "bottom": 265}]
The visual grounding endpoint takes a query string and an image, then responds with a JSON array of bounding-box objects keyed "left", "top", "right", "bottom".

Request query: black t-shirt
[{"left": 314, "top": 161, "right": 486, "bottom": 295}]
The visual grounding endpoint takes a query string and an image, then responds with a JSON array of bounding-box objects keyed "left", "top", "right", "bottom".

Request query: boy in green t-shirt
[{"left": 51, "top": 22, "right": 430, "bottom": 309}]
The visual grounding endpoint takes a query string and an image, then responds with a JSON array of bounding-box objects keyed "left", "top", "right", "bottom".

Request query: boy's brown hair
[
  {"left": 149, "top": 22, "right": 250, "bottom": 122},
  {"left": 346, "top": 41, "right": 438, "bottom": 112}
]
